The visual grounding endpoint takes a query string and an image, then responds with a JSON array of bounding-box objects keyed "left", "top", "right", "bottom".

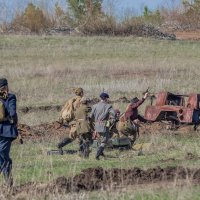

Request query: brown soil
[
  {"left": 18, "top": 121, "right": 69, "bottom": 139},
  {"left": 8, "top": 166, "right": 200, "bottom": 196},
  {"left": 174, "top": 30, "right": 200, "bottom": 40},
  {"left": 17, "top": 120, "right": 195, "bottom": 140}
]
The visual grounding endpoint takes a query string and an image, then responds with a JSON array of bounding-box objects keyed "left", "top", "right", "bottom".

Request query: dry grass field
[
  {"left": 1, "top": 35, "right": 200, "bottom": 199},
  {"left": 1, "top": 35, "right": 200, "bottom": 125}
]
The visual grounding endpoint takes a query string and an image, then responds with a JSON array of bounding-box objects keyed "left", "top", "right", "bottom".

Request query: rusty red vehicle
[{"left": 144, "top": 92, "right": 200, "bottom": 129}]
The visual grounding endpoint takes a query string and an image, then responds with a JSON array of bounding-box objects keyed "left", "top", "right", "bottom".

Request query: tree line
[{"left": 1, "top": 0, "right": 200, "bottom": 34}]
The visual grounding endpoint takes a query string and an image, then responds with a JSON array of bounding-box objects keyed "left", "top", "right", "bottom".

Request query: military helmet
[
  {"left": 131, "top": 97, "right": 139, "bottom": 104},
  {"left": 73, "top": 88, "right": 83, "bottom": 96}
]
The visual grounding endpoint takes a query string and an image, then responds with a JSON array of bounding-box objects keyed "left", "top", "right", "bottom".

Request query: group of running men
[{"left": 57, "top": 87, "right": 149, "bottom": 160}]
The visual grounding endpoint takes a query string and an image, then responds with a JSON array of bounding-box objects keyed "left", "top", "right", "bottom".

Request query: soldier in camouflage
[{"left": 57, "top": 88, "right": 84, "bottom": 154}]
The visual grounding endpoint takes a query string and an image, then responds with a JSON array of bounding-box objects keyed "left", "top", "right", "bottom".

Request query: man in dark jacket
[
  {"left": 0, "top": 78, "right": 18, "bottom": 187},
  {"left": 90, "top": 92, "right": 116, "bottom": 160}
]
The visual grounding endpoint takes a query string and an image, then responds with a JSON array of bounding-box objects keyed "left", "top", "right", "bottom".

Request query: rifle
[
  {"left": 142, "top": 87, "right": 150, "bottom": 95},
  {"left": 109, "top": 119, "right": 118, "bottom": 131},
  {"left": 142, "top": 88, "right": 157, "bottom": 105}
]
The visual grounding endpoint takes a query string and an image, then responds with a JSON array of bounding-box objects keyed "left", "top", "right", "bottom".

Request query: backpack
[
  {"left": 0, "top": 100, "right": 6, "bottom": 122},
  {"left": 60, "top": 96, "right": 82, "bottom": 123}
]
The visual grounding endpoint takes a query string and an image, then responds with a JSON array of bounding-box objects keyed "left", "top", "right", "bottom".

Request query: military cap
[
  {"left": 73, "top": 88, "right": 83, "bottom": 96},
  {"left": 100, "top": 92, "right": 109, "bottom": 99},
  {"left": 131, "top": 97, "right": 139, "bottom": 104},
  {"left": 0, "top": 78, "right": 8, "bottom": 88}
]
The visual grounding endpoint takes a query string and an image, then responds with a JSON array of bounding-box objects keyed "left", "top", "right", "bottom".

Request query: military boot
[
  {"left": 78, "top": 139, "right": 84, "bottom": 157},
  {"left": 83, "top": 140, "right": 90, "bottom": 159},
  {"left": 96, "top": 146, "right": 104, "bottom": 160},
  {"left": 57, "top": 138, "right": 73, "bottom": 155}
]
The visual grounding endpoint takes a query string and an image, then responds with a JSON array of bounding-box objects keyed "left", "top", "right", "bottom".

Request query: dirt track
[
  {"left": 175, "top": 31, "right": 200, "bottom": 40},
  {"left": 7, "top": 166, "right": 200, "bottom": 196}
]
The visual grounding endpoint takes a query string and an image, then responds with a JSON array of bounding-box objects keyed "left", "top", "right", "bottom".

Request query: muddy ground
[
  {"left": 3, "top": 166, "right": 199, "bottom": 197},
  {"left": 18, "top": 120, "right": 194, "bottom": 141}
]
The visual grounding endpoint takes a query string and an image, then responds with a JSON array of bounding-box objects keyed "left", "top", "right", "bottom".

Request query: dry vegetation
[
  {"left": 1, "top": 0, "right": 200, "bottom": 35},
  {"left": 0, "top": 35, "right": 200, "bottom": 124},
  {"left": 1, "top": 1, "right": 200, "bottom": 199},
  {"left": 1, "top": 132, "right": 200, "bottom": 199}
]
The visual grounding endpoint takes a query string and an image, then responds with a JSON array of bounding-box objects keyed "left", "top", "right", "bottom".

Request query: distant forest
[{"left": 0, "top": 0, "right": 200, "bottom": 34}]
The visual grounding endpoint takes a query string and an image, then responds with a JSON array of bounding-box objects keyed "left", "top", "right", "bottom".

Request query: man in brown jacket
[
  {"left": 117, "top": 92, "right": 148, "bottom": 142},
  {"left": 124, "top": 92, "right": 148, "bottom": 123}
]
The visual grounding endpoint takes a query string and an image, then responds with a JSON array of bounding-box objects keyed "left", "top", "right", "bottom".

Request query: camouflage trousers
[
  {"left": 117, "top": 120, "right": 139, "bottom": 143},
  {"left": 69, "top": 124, "right": 92, "bottom": 141}
]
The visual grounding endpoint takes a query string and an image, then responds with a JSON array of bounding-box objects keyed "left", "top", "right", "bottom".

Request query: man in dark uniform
[
  {"left": 0, "top": 78, "right": 18, "bottom": 187},
  {"left": 90, "top": 92, "right": 116, "bottom": 160}
]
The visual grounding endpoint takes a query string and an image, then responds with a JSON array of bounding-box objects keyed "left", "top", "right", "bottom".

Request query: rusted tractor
[{"left": 144, "top": 92, "right": 200, "bottom": 130}]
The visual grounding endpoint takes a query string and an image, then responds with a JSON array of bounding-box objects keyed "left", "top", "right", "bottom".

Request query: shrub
[
  {"left": 67, "top": 0, "right": 103, "bottom": 26},
  {"left": 11, "top": 3, "right": 52, "bottom": 33},
  {"left": 143, "top": 6, "right": 164, "bottom": 26},
  {"left": 175, "top": 0, "right": 200, "bottom": 29}
]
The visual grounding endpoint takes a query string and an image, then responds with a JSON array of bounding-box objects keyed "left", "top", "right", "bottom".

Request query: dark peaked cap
[
  {"left": 0, "top": 78, "right": 8, "bottom": 88},
  {"left": 100, "top": 92, "right": 109, "bottom": 99}
]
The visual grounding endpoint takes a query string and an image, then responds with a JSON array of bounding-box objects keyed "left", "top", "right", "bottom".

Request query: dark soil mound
[
  {"left": 10, "top": 166, "right": 200, "bottom": 196},
  {"left": 52, "top": 166, "right": 198, "bottom": 193}
]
